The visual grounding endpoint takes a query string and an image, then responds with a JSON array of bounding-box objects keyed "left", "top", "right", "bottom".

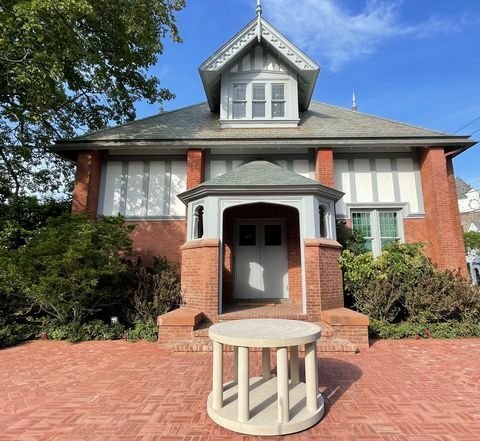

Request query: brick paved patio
[{"left": 0, "top": 338, "right": 479, "bottom": 440}]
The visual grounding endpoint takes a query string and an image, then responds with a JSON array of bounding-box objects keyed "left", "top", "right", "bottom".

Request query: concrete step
[{"left": 173, "top": 337, "right": 356, "bottom": 353}]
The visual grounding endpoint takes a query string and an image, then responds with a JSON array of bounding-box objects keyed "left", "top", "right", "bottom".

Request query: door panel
[{"left": 234, "top": 220, "right": 288, "bottom": 299}]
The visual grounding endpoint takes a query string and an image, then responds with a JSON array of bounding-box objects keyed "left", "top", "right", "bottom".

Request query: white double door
[{"left": 234, "top": 219, "right": 288, "bottom": 299}]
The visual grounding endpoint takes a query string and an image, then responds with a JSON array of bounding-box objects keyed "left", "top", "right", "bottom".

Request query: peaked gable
[{"left": 199, "top": 17, "right": 319, "bottom": 113}]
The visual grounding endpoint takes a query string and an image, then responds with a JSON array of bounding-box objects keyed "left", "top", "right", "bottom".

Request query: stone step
[{"left": 173, "top": 337, "right": 356, "bottom": 353}]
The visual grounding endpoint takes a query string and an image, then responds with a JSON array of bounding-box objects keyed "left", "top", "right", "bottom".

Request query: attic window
[
  {"left": 232, "top": 84, "right": 247, "bottom": 119},
  {"left": 252, "top": 84, "right": 266, "bottom": 118},
  {"left": 272, "top": 84, "right": 285, "bottom": 117}
]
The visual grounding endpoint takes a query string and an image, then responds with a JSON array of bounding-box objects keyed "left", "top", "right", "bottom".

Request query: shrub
[
  {"left": 0, "top": 319, "right": 37, "bottom": 348},
  {"left": 40, "top": 319, "right": 126, "bottom": 343},
  {"left": 336, "top": 221, "right": 366, "bottom": 255},
  {"left": 126, "top": 256, "right": 182, "bottom": 323},
  {"left": 370, "top": 319, "right": 480, "bottom": 339},
  {"left": 11, "top": 213, "right": 133, "bottom": 324},
  {"left": 125, "top": 319, "right": 158, "bottom": 342},
  {"left": 340, "top": 241, "right": 480, "bottom": 323}
]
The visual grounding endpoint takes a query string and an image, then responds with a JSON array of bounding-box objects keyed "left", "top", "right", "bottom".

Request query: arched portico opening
[{"left": 222, "top": 203, "right": 301, "bottom": 311}]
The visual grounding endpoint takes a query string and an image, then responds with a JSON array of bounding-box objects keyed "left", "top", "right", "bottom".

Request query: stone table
[{"left": 207, "top": 319, "right": 324, "bottom": 436}]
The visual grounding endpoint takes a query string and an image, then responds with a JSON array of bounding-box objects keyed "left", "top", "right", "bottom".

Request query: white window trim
[
  {"left": 351, "top": 208, "right": 404, "bottom": 256},
  {"left": 228, "top": 80, "right": 288, "bottom": 121}
]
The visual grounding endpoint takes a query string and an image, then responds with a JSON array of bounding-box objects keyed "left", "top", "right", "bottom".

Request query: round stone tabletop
[{"left": 209, "top": 319, "right": 321, "bottom": 348}]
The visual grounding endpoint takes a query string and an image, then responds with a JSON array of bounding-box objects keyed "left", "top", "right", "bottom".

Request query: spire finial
[
  {"left": 352, "top": 90, "right": 358, "bottom": 111},
  {"left": 256, "top": 0, "right": 262, "bottom": 42}
]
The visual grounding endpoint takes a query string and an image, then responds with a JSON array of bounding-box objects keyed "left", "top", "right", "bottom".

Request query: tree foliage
[
  {"left": 464, "top": 231, "right": 480, "bottom": 254},
  {"left": 0, "top": 0, "right": 184, "bottom": 201},
  {"left": 8, "top": 214, "right": 133, "bottom": 323}
]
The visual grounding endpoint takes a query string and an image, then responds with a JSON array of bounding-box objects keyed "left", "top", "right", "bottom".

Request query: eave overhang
[
  {"left": 199, "top": 17, "right": 320, "bottom": 113},
  {"left": 178, "top": 183, "right": 344, "bottom": 205}
]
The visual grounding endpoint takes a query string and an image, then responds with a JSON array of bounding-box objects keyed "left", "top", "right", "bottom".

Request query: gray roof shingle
[
  {"left": 456, "top": 177, "right": 473, "bottom": 198},
  {"left": 201, "top": 160, "right": 318, "bottom": 186},
  {"left": 64, "top": 101, "right": 454, "bottom": 142}
]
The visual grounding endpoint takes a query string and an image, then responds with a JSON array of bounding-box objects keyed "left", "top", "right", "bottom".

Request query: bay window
[{"left": 351, "top": 209, "right": 402, "bottom": 256}]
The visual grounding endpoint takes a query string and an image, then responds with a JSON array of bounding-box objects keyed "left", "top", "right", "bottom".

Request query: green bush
[
  {"left": 336, "top": 221, "right": 366, "bottom": 255},
  {"left": 40, "top": 319, "right": 126, "bottom": 343},
  {"left": 9, "top": 213, "right": 133, "bottom": 324},
  {"left": 125, "top": 319, "right": 158, "bottom": 342},
  {"left": 126, "top": 256, "right": 182, "bottom": 323},
  {"left": 0, "top": 320, "right": 37, "bottom": 348},
  {"left": 340, "top": 241, "right": 480, "bottom": 323},
  {"left": 370, "top": 319, "right": 480, "bottom": 339}
]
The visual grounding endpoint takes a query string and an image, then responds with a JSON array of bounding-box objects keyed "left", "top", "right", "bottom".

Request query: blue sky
[{"left": 136, "top": 0, "right": 480, "bottom": 186}]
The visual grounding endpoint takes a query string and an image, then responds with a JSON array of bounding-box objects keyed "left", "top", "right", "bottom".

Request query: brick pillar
[
  {"left": 418, "top": 147, "right": 467, "bottom": 275},
  {"left": 315, "top": 148, "right": 334, "bottom": 187},
  {"left": 181, "top": 239, "right": 220, "bottom": 322},
  {"left": 72, "top": 151, "right": 103, "bottom": 218},
  {"left": 186, "top": 149, "right": 205, "bottom": 189},
  {"left": 304, "top": 238, "right": 344, "bottom": 321}
]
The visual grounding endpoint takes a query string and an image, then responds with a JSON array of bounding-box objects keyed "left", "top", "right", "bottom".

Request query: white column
[
  {"left": 289, "top": 346, "right": 299, "bottom": 385},
  {"left": 305, "top": 341, "right": 318, "bottom": 411},
  {"left": 238, "top": 346, "right": 250, "bottom": 422},
  {"left": 262, "top": 347, "right": 271, "bottom": 380},
  {"left": 212, "top": 341, "right": 223, "bottom": 410},
  {"left": 276, "top": 347, "right": 290, "bottom": 423},
  {"left": 233, "top": 346, "right": 239, "bottom": 383}
]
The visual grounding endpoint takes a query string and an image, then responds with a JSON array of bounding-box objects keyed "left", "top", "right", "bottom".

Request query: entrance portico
[{"left": 178, "top": 160, "right": 345, "bottom": 320}]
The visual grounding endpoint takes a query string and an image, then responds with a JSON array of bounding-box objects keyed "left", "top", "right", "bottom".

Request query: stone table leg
[
  {"left": 305, "top": 341, "right": 318, "bottom": 411},
  {"left": 262, "top": 347, "right": 271, "bottom": 380},
  {"left": 212, "top": 341, "right": 223, "bottom": 410},
  {"left": 289, "top": 346, "right": 299, "bottom": 385},
  {"left": 233, "top": 346, "right": 239, "bottom": 383},
  {"left": 238, "top": 346, "right": 250, "bottom": 422},
  {"left": 276, "top": 346, "right": 290, "bottom": 423}
]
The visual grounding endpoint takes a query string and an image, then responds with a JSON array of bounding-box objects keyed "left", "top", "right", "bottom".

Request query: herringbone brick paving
[{"left": 0, "top": 339, "right": 479, "bottom": 440}]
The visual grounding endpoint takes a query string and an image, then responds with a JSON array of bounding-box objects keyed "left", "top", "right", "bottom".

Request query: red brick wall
[
  {"left": 403, "top": 218, "right": 427, "bottom": 244},
  {"left": 181, "top": 239, "right": 219, "bottom": 321},
  {"left": 222, "top": 203, "right": 302, "bottom": 305},
  {"left": 186, "top": 149, "right": 205, "bottom": 189},
  {"left": 418, "top": 147, "right": 467, "bottom": 275},
  {"left": 304, "top": 238, "right": 344, "bottom": 320},
  {"left": 315, "top": 148, "right": 334, "bottom": 187},
  {"left": 126, "top": 220, "right": 187, "bottom": 266},
  {"left": 72, "top": 151, "right": 103, "bottom": 217}
]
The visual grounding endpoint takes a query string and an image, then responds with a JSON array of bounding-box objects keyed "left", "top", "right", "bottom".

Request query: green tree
[
  {"left": 0, "top": 0, "right": 184, "bottom": 201},
  {"left": 464, "top": 231, "right": 480, "bottom": 254}
]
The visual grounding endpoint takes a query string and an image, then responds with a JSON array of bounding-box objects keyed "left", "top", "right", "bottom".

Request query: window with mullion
[
  {"left": 232, "top": 83, "right": 247, "bottom": 119},
  {"left": 379, "top": 212, "right": 399, "bottom": 247},
  {"left": 252, "top": 83, "right": 266, "bottom": 118},
  {"left": 351, "top": 209, "right": 401, "bottom": 255},
  {"left": 351, "top": 212, "right": 373, "bottom": 252},
  {"left": 271, "top": 84, "right": 285, "bottom": 118}
]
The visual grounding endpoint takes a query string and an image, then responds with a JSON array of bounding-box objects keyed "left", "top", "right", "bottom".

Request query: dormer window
[
  {"left": 232, "top": 84, "right": 247, "bottom": 118},
  {"left": 252, "top": 84, "right": 266, "bottom": 118},
  {"left": 271, "top": 84, "right": 285, "bottom": 117}
]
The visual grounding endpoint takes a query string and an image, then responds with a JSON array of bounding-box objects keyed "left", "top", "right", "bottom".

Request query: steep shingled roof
[
  {"left": 456, "top": 177, "right": 473, "bottom": 198},
  {"left": 62, "top": 101, "right": 452, "bottom": 142}
]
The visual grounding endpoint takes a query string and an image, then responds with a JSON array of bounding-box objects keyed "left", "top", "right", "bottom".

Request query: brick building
[{"left": 53, "top": 5, "right": 476, "bottom": 351}]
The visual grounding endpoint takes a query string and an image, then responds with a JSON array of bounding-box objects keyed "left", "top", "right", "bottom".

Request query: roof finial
[
  {"left": 352, "top": 90, "right": 358, "bottom": 111},
  {"left": 256, "top": 0, "right": 262, "bottom": 42},
  {"left": 257, "top": 0, "right": 262, "bottom": 16}
]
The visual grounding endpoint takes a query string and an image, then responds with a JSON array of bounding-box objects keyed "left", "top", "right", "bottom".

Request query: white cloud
[{"left": 262, "top": 0, "right": 464, "bottom": 70}]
